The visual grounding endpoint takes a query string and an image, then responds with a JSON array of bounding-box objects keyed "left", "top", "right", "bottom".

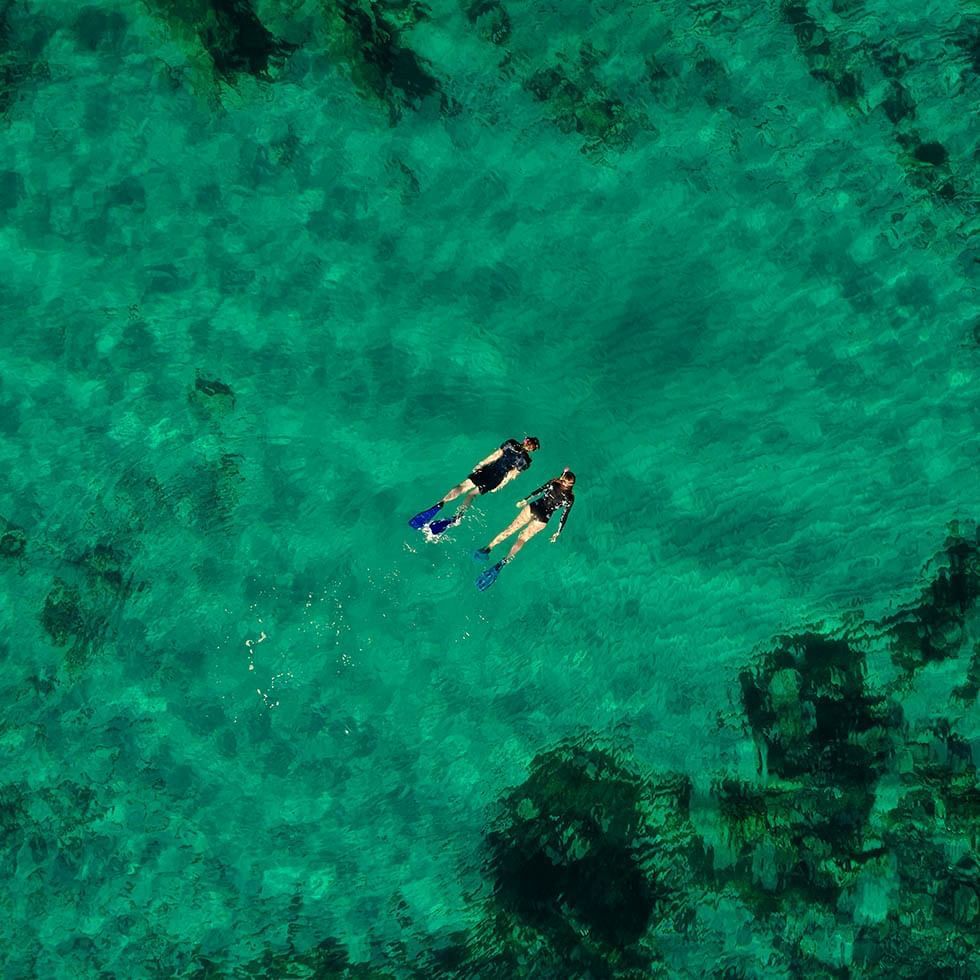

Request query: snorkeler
[
  {"left": 474, "top": 468, "right": 576, "bottom": 591},
  {"left": 409, "top": 436, "right": 540, "bottom": 535}
]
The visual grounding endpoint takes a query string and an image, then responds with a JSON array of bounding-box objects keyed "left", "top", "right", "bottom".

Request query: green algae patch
[
  {"left": 882, "top": 528, "right": 980, "bottom": 677},
  {"left": 465, "top": 737, "right": 710, "bottom": 974},
  {"left": 40, "top": 578, "right": 88, "bottom": 648},
  {"left": 462, "top": 0, "right": 510, "bottom": 46},
  {"left": 146, "top": 0, "right": 296, "bottom": 82},
  {"left": 317, "top": 0, "right": 457, "bottom": 123},
  {"left": 0, "top": 515, "right": 26, "bottom": 559},
  {"left": 192, "top": 936, "right": 395, "bottom": 979},
  {"left": 0, "top": 0, "right": 49, "bottom": 119},
  {"left": 780, "top": 0, "right": 975, "bottom": 212},
  {"left": 189, "top": 372, "right": 237, "bottom": 419},
  {"left": 524, "top": 53, "right": 650, "bottom": 155}
]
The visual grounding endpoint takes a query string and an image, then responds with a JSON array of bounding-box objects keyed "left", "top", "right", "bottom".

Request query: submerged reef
[
  {"left": 462, "top": 0, "right": 510, "bottom": 46},
  {"left": 724, "top": 632, "right": 898, "bottom": 914},
  {"left": 191, "top": 451, "right": 246, "bottom": 533},
  {"left": 780, "top": 0, "right": 970, "bottom": 211},
  {"left": 192, "top": 935, "right": 393, "bottom": 978},
  {"left": 463, "top": 738, "right": 707, "bottom": 975},
  {"left": 436, "top": 529, "right": 978, "bottom": 976},
  {"left": 487, "top": 740, "right": 660, "bottom": 948},
  {"left": 880, "top": 527, "right": 980, "bottom": 676},
  {"left": 524, "top": 53, "right": 649, "bottom": 155},
  {"left": 0, "top": 0, "right": 49, "bottom": 118},
  {"left": 148, "top": 0, "right": 296, "bottom": 82},
  {"left": 32, "top": 537, "right": 144, "bottom": 673},
  {"left": 17, "top": 521, "right": 978, "bottom": 974},
  {"left": 319, "top": 0, "right": 457, "bottom": 123},
  {"left": 0, "top": 514, "right": 26, "bottom": 559},
  {"left": 40, "top": 578, "right": 89, "bottom": 648},
  {"left": 188, "top": 372, "right": 237, "bottom": 419}
]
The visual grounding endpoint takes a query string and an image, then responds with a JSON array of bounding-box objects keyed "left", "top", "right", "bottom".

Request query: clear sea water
[{"left": 1, "top": 0, "right": 978, "bottom": 976}]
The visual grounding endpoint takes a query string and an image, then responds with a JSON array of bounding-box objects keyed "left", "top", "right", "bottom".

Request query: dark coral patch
[
  {"left": 881, "top": 529, "right": 980, "bottom": 674},
  {"left": 881, "top": 80, "right": 915, "bottom": 124},
  {"left": 464, "top": 0, "right": 510, "bottom": 45},
  {"left": 486, "top": 741, "right": 661, "bottom": 950},
  {"left": 72, "top": 7, "right": 129, "bottom": 52},
  {"left": 0, "top": 515, "right": 26, "bottom": 558},
  {"left": 726, "top": 631, "right": 900, "bottom": 906},
  {"left": 203, "top": 0, "right": 297, "bottom": 79},
  {"left": 148, "top": 0, "right": 295, "bottom": 82},
  {"left": 0, "top": 1, "right": 50, "bottom": 118},
  {"left": 740, "top": 632, "right": 894, "bottom": 783},
  {"left": 40, "top": 575, "right": 112, "bottom": 670},
  {"left": 781, "top": 0, "right": 865, "bottom": 107},
  {"left": 189, "top": 372, "right": 236, "bottom": 418},
  {"left": 191, "top": 936, "right": 386, "bottom": 979},
  {"left": 952, "top": 642, "right": 980, "bottom": 704},
  {"left": 952, "top": 17, "right": 980, "bottom": 77},
  {"left": 41, "top": 579, "right": 87, "bottom": 647},
  {"left": 913, "top": 140, "right": 949, "bottom": 166},
  {"left": 70, "top": 543, "right": 135, "bottom": 598},
  {"left": 524, "top": 58, "right": 646, "bottom": 153},
  {"left": 327, "top": 0, "right": 456, "bottom": 123}
]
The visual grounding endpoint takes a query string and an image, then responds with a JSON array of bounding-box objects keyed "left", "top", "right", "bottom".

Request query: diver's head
[
  {"left": 560, "top": 468, "right": 576, "bottom": 486},
  {"left": 524, "top": 436, "right": 540, "bottom": 452}
]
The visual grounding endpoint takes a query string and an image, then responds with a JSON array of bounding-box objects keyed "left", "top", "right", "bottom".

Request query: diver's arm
[
  {"left": 474, "top": 448, "right": 503, "bottom": 469},
  {"left": 551, "top": 500, "right": 574, "bottom": 542},
  {"left": 515, "top": 479, "right": 552, "bottom": 508},
  {"left": 496, "top": 468, "right": 520, "bottom": 491}
]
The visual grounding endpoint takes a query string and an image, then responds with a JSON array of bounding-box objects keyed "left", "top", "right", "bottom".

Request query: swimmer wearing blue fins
[
  {"left": 408, "top": 436, "right": 540, "bottom": 535},
  {"left": 473, "top": 468, "right": 576, "bottom": 591},
  {"left": 408, "top": 440, "right": 574, "bottom": 591}
]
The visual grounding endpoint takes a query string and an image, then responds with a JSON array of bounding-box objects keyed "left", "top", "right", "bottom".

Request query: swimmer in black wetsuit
[
  {"left": 409, "top": 436, "right": 540, "bottom": 533},
  {"left": 475, "top": 468, "right": 575, "bottom": 569}
]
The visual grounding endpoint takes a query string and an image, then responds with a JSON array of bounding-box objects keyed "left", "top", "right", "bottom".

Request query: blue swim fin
[
  {"left": 476, "top": 561, "right": 504, "bottom": 591},
  {"left": 472, "top": 548, "right": 491, "bottom": 562},
  {"left": 429, "top": 515, "right": 460, "bottom": 536},
  {"left": 409, "top": 503, "right": 443, "bottom": 529}
]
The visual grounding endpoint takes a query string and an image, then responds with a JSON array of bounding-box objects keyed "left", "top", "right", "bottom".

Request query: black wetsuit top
[
  {"left": 497, "top": 439, "right": 531, "bottom": 473},
  {"left": 527, "top": 479, "right": 575, "bottom": 532},
  {"left": 470, "top": 439, "right": 531, "bottom": 493}
]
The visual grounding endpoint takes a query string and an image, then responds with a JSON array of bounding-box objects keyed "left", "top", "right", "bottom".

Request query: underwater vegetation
[
  {"left": 879, "top": 526, "right": 980, "bottom": 677},
  {"left": 779, "top": 0, "right": 968, "bottom": 210},
  {"left": 727, "top": 632, "right": 898, "bottom": 908},
  {"left": 192, "top": 935, "right": 394, "bottom": 978},
  {"left": 462, "top": 0, "right": 510, "bottom": 47},
  {"left": 147, "top": 0, "right": 296, "bottom": 82},
  {"left": 38, "top": 539, "right": 142, "bottom": 672},
  {"left": 486, "top": 741, "right": 665, "bottom": 950},
  {"left": 0, "top": 513, "right": 26, "bottom": 559},
  {"left": 395, "top": 527, "right": 976, "bottom": 976},
  {"left": 0, "top": 0, "right": 49, "bottom": 119},
  {"left": 189, "top": 371, "right": 237, "bottom": 419},
  {"left": 524, "top": 49, "right": 651, "bottom": 155},
  {"left": 318, "top": 0, "right": 457, "bottom": 124}
]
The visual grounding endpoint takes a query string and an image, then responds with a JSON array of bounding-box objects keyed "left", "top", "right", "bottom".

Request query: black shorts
[
  {"left": 470, "top": 464, "right": 506, "bottom": 495},
  {"left": 529, "top": 499, "right": 552, "bottom": 524}
]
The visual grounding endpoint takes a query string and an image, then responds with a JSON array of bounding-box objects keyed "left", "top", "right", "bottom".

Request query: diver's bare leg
[
  {"left": 502, "top": 520, "right": 547, "bottom": 563},
  {"left": 486, "top": 507, "right": 532, "bottom": 551},
  {"left": 440, "top": 478, "right": 476, "bottom": 504},
  {"left": 454, "top": 489, "right": 480, "bottom": 516}
]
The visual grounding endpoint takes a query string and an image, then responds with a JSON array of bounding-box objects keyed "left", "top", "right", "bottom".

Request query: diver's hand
[
  {"left": 516, "top": 499, "right": 526, "bottom": 509},
  {"left": 550, "top": 533, "right": 559, "bottom": 543}
]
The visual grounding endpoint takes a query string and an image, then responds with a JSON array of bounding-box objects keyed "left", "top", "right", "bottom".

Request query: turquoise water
[{"left": 1, "top": 0, "right": 978, "bottom": 976}]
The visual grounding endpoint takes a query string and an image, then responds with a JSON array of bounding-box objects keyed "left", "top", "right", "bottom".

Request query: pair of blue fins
[{"left": 408, "top": 503, "right": 503, "bottom": 591}]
